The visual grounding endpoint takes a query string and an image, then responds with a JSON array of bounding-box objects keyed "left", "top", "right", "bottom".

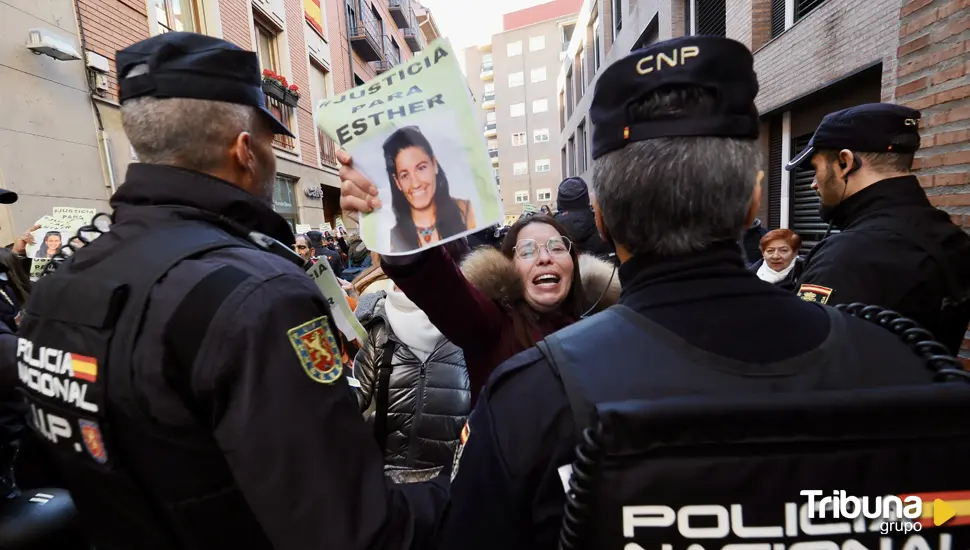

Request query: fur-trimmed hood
[{"left": 459, "top": 247, "right": 620, "bottom": 315}]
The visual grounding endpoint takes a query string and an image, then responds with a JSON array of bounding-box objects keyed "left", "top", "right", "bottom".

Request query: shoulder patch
[
  {"left": 287, "top": 316, "right": 343, "bottom": 384},
  {"left": 451, "top": 421, "right": 470, "bottom": 482},
  {"left": 798, "top": 284, "right": 834, "bottom": 304},
  {"left": 78, "top": 419, "right": 108, "bottom": 464}
]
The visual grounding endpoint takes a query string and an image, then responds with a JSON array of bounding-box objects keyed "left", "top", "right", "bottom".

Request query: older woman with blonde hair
[{"left": 749, "top": 228, "right": 804, "bottom": 289}]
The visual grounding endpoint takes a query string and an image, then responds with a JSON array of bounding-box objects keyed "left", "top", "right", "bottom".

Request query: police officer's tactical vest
[
  {"left": 536, "top": 304, "right": 970, "bottom": 550},
  {"left": 16, "top": 221, "right": 277, "bottom": 549}
]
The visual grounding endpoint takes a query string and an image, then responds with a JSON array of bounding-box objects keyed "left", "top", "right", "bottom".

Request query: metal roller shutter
[
  {"left": 767, "top": 117, "right": 783, "bottom": 229},
  {"left": 695, "top": 0, "right": 726, "bottom": 37},
  {"left": 789, "top": 133, "right": 836, "bottom": 254},
  {"left": 794, "top": 0, "right": 826, "bottom": 23},
  {"left": 771, "top": 0, "right": 786, "bottom": 38}
]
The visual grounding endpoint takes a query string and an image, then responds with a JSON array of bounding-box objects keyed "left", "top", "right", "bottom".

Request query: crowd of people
[{"left": 0, "top": 29, "right": 968, "bottom": 550}]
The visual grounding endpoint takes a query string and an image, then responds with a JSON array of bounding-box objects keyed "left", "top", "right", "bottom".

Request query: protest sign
[
  {"left": 522, "top": 203, "right": 538, "bottom": 214},
  {"left": 306, "top": 260, "right": 367, "bottom": 344},
  {"left": 52, "top": 207, "right": 96, "bottom": 225},
  {"left": 316, "top": 38, "right": 502, "bottom": 256},
  {"left": 295, "top": 224, "right": 312, "bottom": 234},
  {"left": 321, "top": 222, "right": 333, "bottom": 233}
]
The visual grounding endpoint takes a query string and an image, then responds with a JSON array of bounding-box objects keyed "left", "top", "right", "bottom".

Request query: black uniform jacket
[
  {"left": 88, "top": 164, "right": 447, "bottom": 549},
  {"left": 439, "top": 241, "right": 936, "bottom": 550},
  {"left": 796, "top": 175, "right": 970, "bottom": 355}
]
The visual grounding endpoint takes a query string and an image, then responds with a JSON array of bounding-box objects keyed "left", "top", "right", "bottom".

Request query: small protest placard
[
  {"left": 522, "top": 203, "right": 538, "bottom": 214},
  {"left": 321, "top": 222, "right": 333, "bottom": 233},
  {"left": 306, "top": 260, "right": 367, "bottom": 344},
  {"left": 315, "top": 38, "right": 502, "bottom": 256},
  {"left": 295, "top": 224, "right": 312, "bottom": 234}
]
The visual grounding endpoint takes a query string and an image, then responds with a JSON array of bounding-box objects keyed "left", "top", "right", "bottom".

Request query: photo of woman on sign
[
  {"left": 34, "top": 231, "right": 63, "bottom": 259},
  {"left": 384, "top": 126, "right": 477, "bottom": 252}
]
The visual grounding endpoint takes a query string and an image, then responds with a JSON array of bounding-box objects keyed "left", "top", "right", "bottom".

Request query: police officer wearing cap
[
  {"left": 14, "top": 33, "right": 446, "bottom": 549},
  {"left": 788, "top": 104, "right": 970, "bottom": 356},
  {"left": 427, "top": 36, "right": 937, "bottom": 550}
]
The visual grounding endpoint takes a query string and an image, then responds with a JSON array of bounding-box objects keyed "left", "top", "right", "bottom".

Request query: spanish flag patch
[{"left": 797, "top": 284, "right": 834, "bottom": 304}]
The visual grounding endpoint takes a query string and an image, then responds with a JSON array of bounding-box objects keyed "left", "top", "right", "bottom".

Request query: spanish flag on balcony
[
  {"left": 900, "top": 491, "right": 970, "bottom": 528},
  {"left": 304, "top": 0, "right": 324, "bottom": 37}
]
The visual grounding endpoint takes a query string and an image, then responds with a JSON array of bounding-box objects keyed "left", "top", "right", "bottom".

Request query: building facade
[
  {"left": 464, "top": 0, "right": 582, "bottom": 223},
  {"left": 0, "top": 0, "right": 438, "bottom": 241},
  {"left": 557, "top": 0, "right": 970, "bottom": 362}
]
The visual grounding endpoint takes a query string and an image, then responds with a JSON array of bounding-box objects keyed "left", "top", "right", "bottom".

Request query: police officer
[
  {"left": 14, "top": 32, "right": 446, "bottom": 549},
  {"left": 786, "top": 103, "right": 970, "bottom": 356},
  {"left": 0, "top": 187, "right": 24, "bottom": 499},
  {"left": 340, "top": 36, "right": 945, "bottom": 549}
]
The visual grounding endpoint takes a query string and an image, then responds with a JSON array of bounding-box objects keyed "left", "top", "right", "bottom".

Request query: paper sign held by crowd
[
  {"left": 27, "top": 207, "right": 98, "bottom": 280},
  {"left": 315, "top": 38, "right": 503, "bottom": 256},
  {"left": 306, "top": 259, "right": 367, "bottom": 345}
]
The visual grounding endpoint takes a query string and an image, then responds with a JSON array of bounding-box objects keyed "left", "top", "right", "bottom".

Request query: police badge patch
[
  {"left": 451, "top": 421, "right": 470, "bottom": 482},
  {"left": 797, "top": 284, "right": 833, "bottom": 304},
  {"left": 78, "top": 419, "right": 108, "bottom": 464},
  {"left": 287, "top": 316, "right": 343, "bottom": 384}
]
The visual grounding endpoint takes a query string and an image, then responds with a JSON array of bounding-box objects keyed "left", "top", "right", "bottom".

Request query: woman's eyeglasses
[{"left": 513, "top": 236, "right": 571, "bottom": 260}]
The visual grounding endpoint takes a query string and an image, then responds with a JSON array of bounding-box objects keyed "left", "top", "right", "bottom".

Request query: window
[
  {"left": 507, "top": 41, "right": 522, "bottom": 56},
  {"left": 486, "top": 111, "right": 497, "bottom": 123},
  {"left": 534, "top": 128, "right": 550, "bottom": 143},
  {"left": 311, "top": 65, "right": 337, "bottom": 167},
  {"left": 536, "top": 188, "right": 552, "bottom": 202},
  {"left": 510, "top": 103, "right": 525, "bottom": 117},
  {"left": 254, "top": 20, "right": 280, "bottom": 73},
  {"left": 535, "top": 159, "right": 551, "bottom": 173},
  {"left": 153, "top": 0, "right": 200, "bottom": 33},
  {"left": 529, "top": 35, "right": 546, "bottom": 51},
  {"left": 531, "top": 67, "right": 547, "bottom": 83},
  {"left": 533, "top": 98, "right": 548, "bottom": 113},
  {"left": 561, "top": 22, "right": 575, "bottom": 51},
  {"left": 484, "top": 82, "right": 495, "bottom": 94},
  {"left": 512, "top": 132, "right": 527, "bottom": 146},
  {"left": 508, "top": 71, "right": 524, "bottom": 87},
  {"left": 354, "top": 73, "right": 365, "bottom": 86},
  {"left": 254, "top": 20, "right": 295, "bottom": 151},
  {"left": 482, "top": 52, "right": 494, "bottom": 71},
  {"left": 577, "top": 121, "right": 587, "bottom": 172},
  {"left": 576, "top": 48, "right": 586, "bottom": 95},
  {"left": 612, "top": 0, "right": 622, "bottom": 38},
  {"left": 487, "top": 138, "right": 499, "bottom": 151},
  {"left": 513, "top": 163, "right": 528, "bottom": 176},
  {"left": 272, "top": 175, "right": 298, "bottom": 229},
  {"left": 515, "top": 190, "right": 529, "bottom": 203},
  {"left": 592, "top": 16, "right": 601, "bottom": 72}
]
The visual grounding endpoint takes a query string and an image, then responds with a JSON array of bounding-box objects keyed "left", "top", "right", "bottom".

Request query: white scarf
[
  {"left": 384, "top": 287, "right": 443, "bottom": 363},
  {"left": 756, "top": 260, "right": 795, "bottom": 284}
]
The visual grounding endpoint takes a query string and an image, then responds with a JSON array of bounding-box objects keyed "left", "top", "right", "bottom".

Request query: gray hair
[
  {"left": 121, "top": 96, "right": 258, "bottom": 172},
  {"left": 593, "top": 137, "right": 761, "bottom": 256}
]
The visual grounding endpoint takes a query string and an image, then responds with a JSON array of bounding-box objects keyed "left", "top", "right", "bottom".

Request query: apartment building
[
  {"left": 464, "top": 0, "right": 582, "bottom": 223},
  {"left": 558, "top": 0, "right": 970, "bottom": 361}
]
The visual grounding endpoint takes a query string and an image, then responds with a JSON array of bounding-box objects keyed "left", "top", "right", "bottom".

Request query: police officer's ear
[
  {"left": 837, "top": 149, "right": 862, "bottom": 180},
  {"left": 231, "top": 132, "right": 257, "bottom": 173},
  {"left": 745, "top": 170, "right": 764, "bottom": 228}
]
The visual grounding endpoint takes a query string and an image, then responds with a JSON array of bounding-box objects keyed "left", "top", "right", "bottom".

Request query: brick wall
[
  {"left": 220, "top": 0, "right": 253, "bottom": 48},
  {"left": 726, "top": 0, "right": 773, "bottom": 51},
  {"left": 79, "top": 0, "right": 150, "bottom": 101},
  {"left": 326, "top": 0, "right": 353, "bottom": 93},
  {"left": 895, "top": 0, "right": 970, "bottom": 365},
  {"left": 752, "top": 0, "right": 899, "bottom": 114}
]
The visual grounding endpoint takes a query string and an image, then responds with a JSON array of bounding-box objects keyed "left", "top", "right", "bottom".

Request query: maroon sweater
[{"left": 382, "top": 248, "right": 572, "bottom": 406}]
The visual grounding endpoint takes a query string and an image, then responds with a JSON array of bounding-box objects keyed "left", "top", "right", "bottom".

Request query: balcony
[
  {"left": 266, "top": 95, "right": 296, "bottom": 151},
  {"left": 373, "top": 35, "right": 401, "bottom": 74},
  {"left": 482, "top": 91, "right": 495, "bottom": 110},
  {"left": 388, "top": 0, "right": 411, "bottom": 28},
  {"left": 480, "top": 62, "right": 493, "bottom": 81},
  {"left": 402, "top": 13, "right": 426, "bottom": 52},
  {"left": 349, "top": 10, "right": 383, "bottom": 61},
  {"left": 319, "top": 129, "right": 338, "bottom": 168},
  {"left": 483, "top": 122, "right": 496, "bottom": 138},
  {"left": 489, "top": 149, "right": 498, "bottom": 165}
]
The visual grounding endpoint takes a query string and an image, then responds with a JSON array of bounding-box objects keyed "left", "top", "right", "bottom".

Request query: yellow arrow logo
[{"left": 934, "top": 499, "right": 956, "bottom": 526}]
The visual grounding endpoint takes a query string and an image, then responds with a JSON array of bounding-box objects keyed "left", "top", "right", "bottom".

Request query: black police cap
[
  {"left": 786, "top": 103, "right": 921, "bottom": 171},
  {"left": 590, "top": 35, "right": 759, "bottom": 160},
  {"left": 116, "top": 32, "right": 294, "bottom": 137}
]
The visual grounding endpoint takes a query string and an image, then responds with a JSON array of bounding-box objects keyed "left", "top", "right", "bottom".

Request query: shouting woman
[{"left": 383, "top": 126, "right": 476, "bottom": 252}]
